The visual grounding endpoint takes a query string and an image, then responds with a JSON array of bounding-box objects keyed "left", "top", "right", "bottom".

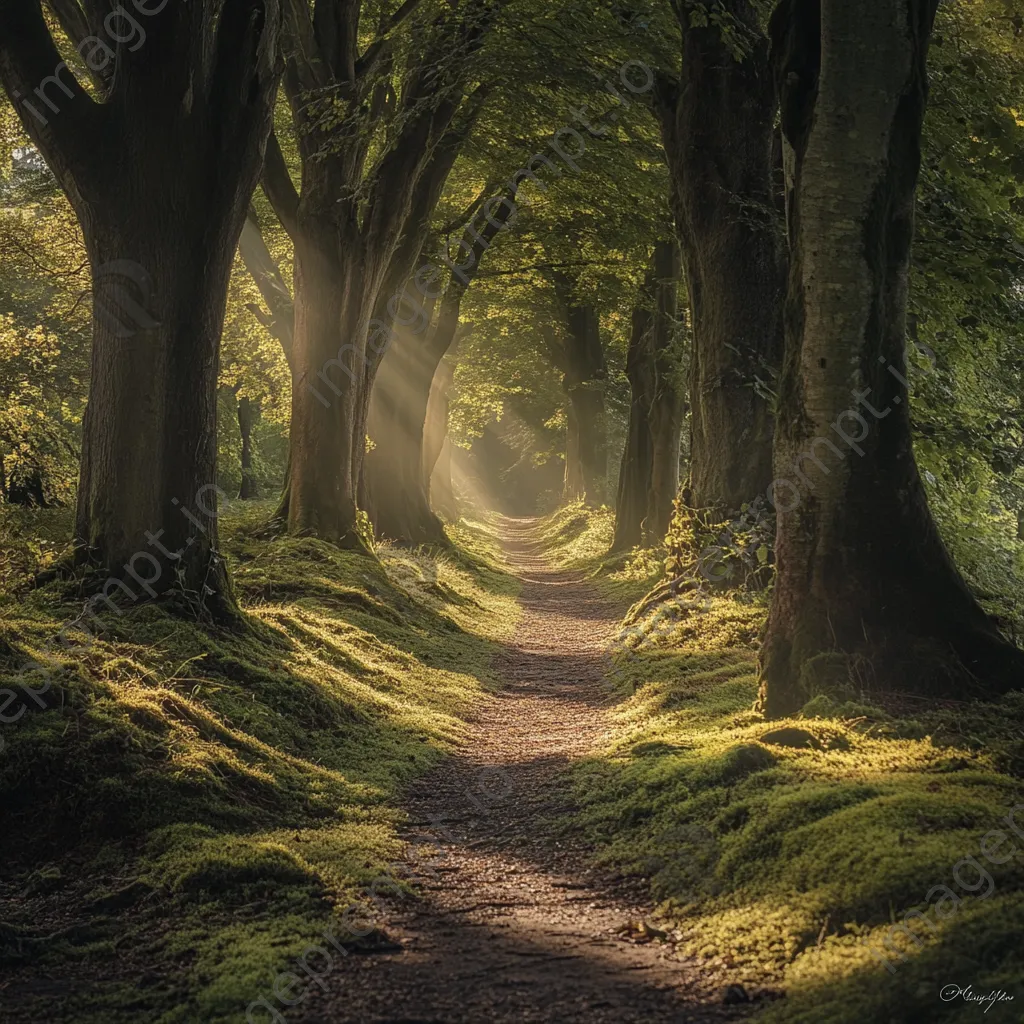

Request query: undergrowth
[
  {"left": 535, "top": 499, "right": 664, "bottom": 605},
  {"left": 550, "top": 503, "right": 1024, "bottom": 1024},
  {"left": 0, "top": 500, "right": 519, "bottom": 1023}
]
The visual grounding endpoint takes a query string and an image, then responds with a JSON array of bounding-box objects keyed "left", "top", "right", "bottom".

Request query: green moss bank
[{"left": 0, "top": 502, "right": 518, "bottom": 1023}]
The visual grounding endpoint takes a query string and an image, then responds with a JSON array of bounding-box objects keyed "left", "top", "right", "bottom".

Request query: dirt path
[{"left": 300, "top": 518, "right": 745, "bottom": 1023}]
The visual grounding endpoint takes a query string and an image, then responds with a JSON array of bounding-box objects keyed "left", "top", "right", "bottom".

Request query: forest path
[{"left": 301, "top": 516, "right": 742, "bottom": 1024}]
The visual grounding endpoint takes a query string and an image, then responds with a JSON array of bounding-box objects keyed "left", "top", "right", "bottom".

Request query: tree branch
[
  {"left": 386, "top": 0, "right": 425, "bottom": 33},
  {"left": 261, "top": 129, "right": 301, "bottom": 238},
  {"left": 45, "top": 0, "right": 92, "bottom": 47},
  {"left": 313, "top": 0, "right": 359, "bottom": 83},
  {"left": 0, "top": 0, "right": 102, "bottom": 198},
  {"left": 282, "top": 0, "right": 332, "bottom": 97},
  {"left": 353, "top": 0, "right": 426, "bottom": 82},
  {"left": 239, "top": 205, "right": 295, "bottom": 370}
]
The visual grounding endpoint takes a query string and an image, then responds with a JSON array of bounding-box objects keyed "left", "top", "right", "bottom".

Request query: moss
[
  {"left": 566, "top": 548, "right": 1024, "bottom": 1024},
  {"left": 535, "top": 499, "right": 665, "bottom": 604},
  {"left": 0, "top": 498, "right": 519, "bottom": 1024}
]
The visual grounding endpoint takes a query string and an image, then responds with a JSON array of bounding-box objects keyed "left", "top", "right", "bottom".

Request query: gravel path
[{"left": 299, "top": 517, "right": 747, "bottom": 1024}]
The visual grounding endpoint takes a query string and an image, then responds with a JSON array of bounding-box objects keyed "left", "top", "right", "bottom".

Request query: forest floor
[
  {"left": 296, "top": 516, "right": 750, "bottom": 1023},
  {"left": 2, "top": 502, "right": 1024, "bottom": 1023}
]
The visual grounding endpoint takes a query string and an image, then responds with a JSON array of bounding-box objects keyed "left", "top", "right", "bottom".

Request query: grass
[
  {"left": 550, "top": 504, "right": 1024, "bottom": 1023},
  {"left": 534, "top": 499, "right": 665, "bottom": 605},
  {"left": 0, "top": 499, "right": 519, "bottom": 1024}
]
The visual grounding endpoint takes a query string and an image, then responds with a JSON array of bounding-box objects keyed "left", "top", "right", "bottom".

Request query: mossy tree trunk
[
  {"left": 655, "top": 0, "right": 785, "bottom": 518},
  {"left": 759, "top": 0, "right": 1024, "bottom": 717},
  {"left": 0, "top": 1, "right": 281, "bottom": 615}
]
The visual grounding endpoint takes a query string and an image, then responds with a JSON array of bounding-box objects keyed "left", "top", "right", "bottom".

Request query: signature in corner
[{"left": 940, "top": 985, "right": 1015, "bottom": 1013}]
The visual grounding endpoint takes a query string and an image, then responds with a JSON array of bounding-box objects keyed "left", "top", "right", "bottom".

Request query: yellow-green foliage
[
  {"left": 0, "top": 500, "right": 518, "bottom": 1023},
  {"left": 571, "top": 571, "right": 1024, "bottom": 1023},
  {"left": 536, "top": 499, "right": 664, "bottom": 604}
]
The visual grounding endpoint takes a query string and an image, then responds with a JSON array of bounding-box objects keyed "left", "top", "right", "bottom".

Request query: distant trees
[{"left": 0, "top": 0, "right": 282, "bottom": 615}]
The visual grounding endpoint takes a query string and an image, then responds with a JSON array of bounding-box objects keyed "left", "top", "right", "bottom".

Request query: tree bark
[
  {"left": 237, "top": 397, "right": 259, "bottom": 499},
  {"left": 364, "top": 185, "right": 512, "bottom": 544},
  {"left": 613, "top": 239, "right": 683, "bottom": 550},
  {"left": 431, "top": 436, "right": 457, "bottom": 521},
  {"left": 759, "top": 0, "right": 1024, "bottom": 717},
  {"left": 362, "top": 314, "right": 451, "bottom": 545},
  {"left": 646, "top": 240, "right": 685, "bottom": 540},
  {"left": 285, "top": 215, "right": 371, "bottom": 544},
  {"left": 613, "top": 269, "right": 657, "bottom": 550},
  {"left": 553, "top": 277, "right": 607, "bottom": 504},
  {"left": 425, "top": 360, "right": 458, "bottom": 521},
  {"left": 655, "top": 0, "right": 785, "bottom": 517},
  {"left": 0, "top": 2, "right": 281, "bottom": 615},
  {"left": 563, "top": 400, "right": 586, "bottom": 501},
  {"left": 424, "top": 360, "right": 453, "bottom": 486}
]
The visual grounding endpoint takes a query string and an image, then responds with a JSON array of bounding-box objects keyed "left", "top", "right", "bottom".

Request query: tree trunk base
[
  {"left": 373, "top": 506, "right": 450, "bottom": 549},
  {"left": 758, "top": 618, "right": 1024, "bottom": 719},
  {"left": 43, "top": 545, "right": 245, "bottom": 629}
]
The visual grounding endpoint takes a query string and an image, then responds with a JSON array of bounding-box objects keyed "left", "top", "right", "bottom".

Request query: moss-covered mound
[
  {"left": 0, "top": 501, "right": 518, "bottom": 1024},
  {"left": 568, "top": 575, "right": 1024, "bottom": 1023}
]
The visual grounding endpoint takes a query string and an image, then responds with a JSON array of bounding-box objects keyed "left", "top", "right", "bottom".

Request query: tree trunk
[
  {"left": 553, "top": 280, "right": 607, "bottom": 504},
  {"left": 563, "top": 401, "right": 586, "bottom": 501},
  {"left": 285, "top": 217, "right": 370, "bottom": 547},
  {"left": 237, "top": 397, "right": 259, "bottom": 500},
  {"left": 363, "top": 186, "right": 515, "bottom": 544},
  {"left": 655, "top": 0, "right": 785, "bottom": 517},
  {"left": 0, "top": 2, "right": 281, "bottom": 616},
  {"left": 77, "top": 201, "right": 248, "bottom": 613},
  {"left": 362, "top": 317, "right": 450, "bottom": 545},
  {"left": 424, "top": 360, "right": 457, "bottom": 520},
  {"left": 759, "top": 0, "right": 1024, "bottom": 717},
  {"left": 431, "top": 437, "right": 458, "bottom": 521},
  {"left": 612, "top": 273, "right": 657, "bottom": 551},
  {"left": 613, "top": 240, "right": 683, "bottom": 551},
  {"left": 260, "top": 4, "right": 495, "bottom": 548},
  {"left": 646, "top": 241, "right": 685, "bottom": 540}
]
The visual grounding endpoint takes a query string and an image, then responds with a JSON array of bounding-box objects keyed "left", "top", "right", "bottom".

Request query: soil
[{"left": 297, "top": 518, "right": 754, "bottom": 1024}]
